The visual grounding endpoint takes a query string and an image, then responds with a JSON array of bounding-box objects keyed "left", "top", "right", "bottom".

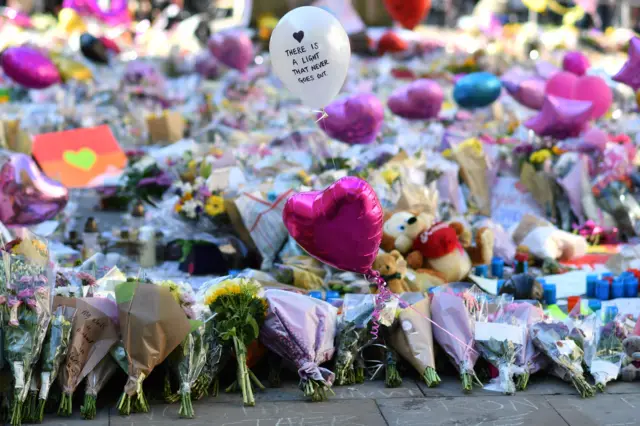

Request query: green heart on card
[{"left": 63, "top": 148, "right": 97, "bottom": 171}]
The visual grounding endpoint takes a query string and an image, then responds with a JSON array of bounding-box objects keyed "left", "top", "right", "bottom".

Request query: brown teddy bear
[
  {"left": 621, "top": 336, "right": 640, "bottom": 382},
  {"left": 372, "top": 250, "right": 411, "bottom": 293},
  {"left": 382, "top": 211, "right": 494, "bottom": 283}
]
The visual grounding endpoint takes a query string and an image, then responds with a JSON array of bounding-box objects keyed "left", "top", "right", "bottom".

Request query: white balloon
[{"left": 269, "top": 6, "right": 351, "bottom": 110}]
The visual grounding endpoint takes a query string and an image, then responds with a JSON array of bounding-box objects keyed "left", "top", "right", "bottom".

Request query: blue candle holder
[{"left": 491, "top": 257, "right": 504, "bottom": 278}]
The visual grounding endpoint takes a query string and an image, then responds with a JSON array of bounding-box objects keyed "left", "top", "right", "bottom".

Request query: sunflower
[
  {"left": 205, "top": 195, "right": 225, "bottom": 216},
  {"left": 530, "top": 149, "right": 552, "bottom": 164}
]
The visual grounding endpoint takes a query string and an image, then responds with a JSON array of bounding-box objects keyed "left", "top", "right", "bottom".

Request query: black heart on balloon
[{"left": 293, "top": 31, "right": 304, "bottom": 43}]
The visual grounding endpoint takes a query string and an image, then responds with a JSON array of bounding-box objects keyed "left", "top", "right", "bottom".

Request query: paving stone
[
  {"left": 602, "top": 380, "right": 640, "bottom": 395},
  {"left": 111, "top": 399, "right": 388, "bottom": 426},
  {"left": 546, "top": 394, "right": 640, "bottom": 426},
  {"left": 41, "top": 409, "right": 109, "bottom": 426},
  {"left": 377, "top": 396, "right": 567, "bottom": 426}
]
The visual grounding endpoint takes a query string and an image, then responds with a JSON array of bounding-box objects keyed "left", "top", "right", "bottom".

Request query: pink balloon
[
  {"left": 525, "top": 95, "right": 592, "bottom": 139},
  {"left": 1, "top": 8, "right": 32, "bottom": 28},
  {"left": 503, "top": 76, "right": 545, "bottom": 110},
  {"left": 0, "top": 154, "right": 69, "bottom": 226},
  {"left": 545, "top": 71, "right": 578, "bottom": 99},
  {"left": 283, "top": 176, "right": 383, "bottom": 274},
  {"left": 544, "top": 72, "right": 612, "bottom": 120},
  {"left": 562, "top": 51, "right": 590, "bottom": 76},
  {"left": 579, "top": 127, "right": 608, "bottom": 152},
  {"left": 1, "top": 46, "right": 60, "bottom": 89},
  {"left": 63, "top": 0, "right": 130, "bottom": 26},
  {"left": 388, "top": 79, "right": 444, "bottom": 119},
  {"left": 319, "top": 93, "right": 384, "bottom": 145},
  {"left": 574, "top": 76, "right": 613, "bottom": 121},
  {"left": 208, "top": 31, "right": 254, "bottom": 73}
]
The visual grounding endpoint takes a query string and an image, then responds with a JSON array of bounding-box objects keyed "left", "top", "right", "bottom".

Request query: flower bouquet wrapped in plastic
[
  {"left": 191, "top": 319, "right": 230, "bottom": 400},
  {"left": 35, "top": 305, "right": 75, "bottom": 422},
  {"left": 591, "top": 319, "right": 628, "bottom": 391},
  {"left": 497, "top": 302, "right": 547, "bottom": 390},
  {"left": 333, "top": 294, "right": 375, "bottom": 386},
  {"left": 80, "top": 356, "right": 117, "bottom": 420},
  {"left": 530, "top": 321, "right": 596, "bottom": 398},
  {"left": 204, "top": 278, "right": 267, "bottom": 407},
  {"left": 389, "top": 295, "right": 441, "bottom": 388},
  {"left": 476, "top": 302, "right": 526, "bottom": 395},
  {"left": 115, "top": 281, "right": 191, "bottom": 415},
  {"left": 431, "top": 292, "right": 481, "bottom": 392},
  {"left": 260, "top": 289, "right": 337, "bottom": 402}
]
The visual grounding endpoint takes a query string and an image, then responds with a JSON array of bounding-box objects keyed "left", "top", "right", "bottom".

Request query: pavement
[{"left": 40, "top": 375, "right": 640, "bottom": 426}]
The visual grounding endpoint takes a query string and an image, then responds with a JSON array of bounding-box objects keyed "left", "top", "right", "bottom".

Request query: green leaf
[{"left": 246, "top": 315, "right": 259, "bottom": 340}]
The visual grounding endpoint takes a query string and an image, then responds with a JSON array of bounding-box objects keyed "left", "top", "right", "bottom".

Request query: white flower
[
  {"left": 194, "top": 176, "right": 205, "bottom": 190},
  {"left": 181, "top": 199, "right": 202, "bottom": 219},
  {"left": 175, "top": 181, "right": 193, "bottom": 194}
]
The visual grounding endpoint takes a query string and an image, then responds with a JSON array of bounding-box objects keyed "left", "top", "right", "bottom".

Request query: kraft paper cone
[
  {"left": 390, "top": 298, "right": 436, "bottom": 374},
  {"left": 453, "top": 144, "right": 491, "bottom": 216},
  {"left": 520, "top": 163, "right": 555, "bottom": 219},
  {"left": 116, "top": 282, "right": 190, "bottom": 396}
]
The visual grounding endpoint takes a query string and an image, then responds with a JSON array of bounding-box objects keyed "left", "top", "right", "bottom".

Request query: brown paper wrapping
[
  {"left": 146, "top": 111, "right": 185, "bottom": 144},
  {"left": 452, "top": 145, "right": 490, "bottom": 216},
  {"left": 390, "top": 298, "right": 436, "bottom": 373},
  {"left": 520, "top": 163, "right": 555, "bottom": 220},
  {"left": 0, "top": 120, "right": 32, "bottom": 154},
  {"left": 60, "top": 298, "right": 119, "bottom": 393},
  {"left": 118, "top": 284, "right": 190, "bottom": 396}
]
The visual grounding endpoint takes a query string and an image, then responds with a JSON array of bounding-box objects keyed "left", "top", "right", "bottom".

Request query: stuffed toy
[
  {"left": 513, "top": 214, "right": 587, "bottom": 261},
  {"left": 372, "top": 250, "right": 411, "bottom": 293},
  {"left": 621, "top": 336, "right": 640, "bottom": 381},
  {"left": 382, "top": 211, "right": 494, "bottom": 283}
]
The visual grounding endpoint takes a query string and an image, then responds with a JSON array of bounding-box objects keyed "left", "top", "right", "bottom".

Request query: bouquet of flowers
[
  {"left": 58, "top": 297, "right": 119, "bottom": 416},
  {"left": 590, "top": 319, "right": 628, "bottom": 391},
  {"left": 204, "top": 278, "right": 267, "bottom": 406},
  {"left": 190, "top": 319, "right": 230, "bottom": 400},
  {"left": 530, "top": 321, "right": 595, "bottom": 398},
  {"left": 498, "top": 302, "right": 547, "bottom": 390},
  {"left": 389, "top": 296, "right": 441, "bottom": 388},
  {"left": 260, "top": 290, "right": 338, "bottom": 402},
  {"left": 333, "top": 294, "right": 375, "bottom": 386},
  {"left": 476, "top": 303, "right": 526, "bottom": 395},
  {"left": 115, "top": 281, "right": 191, "bottom": 415},
  {"left": 99, "top": 161, "right": 173, "bottom": 210},
  {"left": 431, "top": 292, "right": 481, "bottom": 392},
  {"left": 34, "top": 305, "right": 75, "bottom": 422},
  {"left": 2, "top": 233, "right": 54, "bottom": 426},
  {"left": 80, "top": 356, "right": 117, "bottom": 420},
  {"left": 157, "top": 280, "right": 206, "bottom": 418}
]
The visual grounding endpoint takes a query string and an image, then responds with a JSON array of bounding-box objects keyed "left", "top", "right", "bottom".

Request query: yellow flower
[
  {"left": 551, "top": 146, "right": 564, "bottom": 155},
  {"left": 204, "top": 278, "right": 260, "bottom": 306},
  {"left": 442, "top": 149, "right": 452, "bottom": 158},
  {"left": 182, "top": 192, "right": 193, "bottom": 201},
  {"left": 188, "top": 160, "right": 197, "bottom": 170},
  {"left": 205, "top": 195, "right": 225, "bottom": 216},
  {"left": 381, "top": 168, "right": 400, "bottom": 186},
  {"left": 174, "top": 203, "right": 182, "bottom": 213},
  {"left": 297, "top": 170, "right": 312, "bottom": 185},
  {"left": 458, "top": 138, "right": 484, "bottom": 156},
  {"left": 530, "top": 149, "right": 552, "bottom": 164}
]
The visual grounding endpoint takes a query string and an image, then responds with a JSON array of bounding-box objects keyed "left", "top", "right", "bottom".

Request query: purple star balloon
[
  {"left": 318, "top": 93, "right": 384, "bottom": 145},
  {"left": 613, "top": 37, "right": 640, "bottom": 91},
  {"left": 502, "top": 69, "right": 545, "bottom": 110},
  {"left": 387, "top": 79, "right": 444, "bottom": 120},
  {"left": 525, "top": 95, "right": 593, "bottom": 139}
]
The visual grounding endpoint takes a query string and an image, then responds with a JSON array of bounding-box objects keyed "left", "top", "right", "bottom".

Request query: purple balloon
[
  {"left": 208, "top": 31, "right": 254, "bottom": 73},
  {"left": 122, "top": 60, "right": 165, "bottom": 87},
  {"left": 535, "top": 61, "right": 560, "bottom": 80},
  {"left": 194, "top": 53, "right": 220, "bottom": 80},
  {"left": 503, "top": 77, "right": 545, "bottom": 110},
  {"left": 387, "top": 79, "right": 443, "bottom": 120},
  {"left": 0, "top": 154, "right": 69, "bottom": 227},
  {"left": 63, "top": 0, "right": 130, "bottom": 25},
  {"left": 613, "top": 37, "right": 640, "bottom": 91},
  {"left": 1, "top": 46, "right": 60, "bottom": 89},
  {"left": 562, "top": 51, "right": 590, "bottom": 76},
  {"left": 525, "top": 95, "right": 593, "bottom": 139},
  {"left": 318, "top": 93, "right": 384, "bottom": 145}
]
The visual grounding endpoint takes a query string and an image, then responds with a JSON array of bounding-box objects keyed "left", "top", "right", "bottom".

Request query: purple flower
[
  {"left": 513, "top": 143, "right": 535, "bottom": 156},
  {"left": 17, "top": 288, "right": 34, "bottom": 299}
]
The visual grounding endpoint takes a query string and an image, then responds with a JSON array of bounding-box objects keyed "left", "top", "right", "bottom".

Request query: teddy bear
[
  {"left": 620, "top": 336, "right": 640, "bottom": 381},
  {"left": 372, "top": 250, "right": 412, "bottom": 293},
  {"left": 382, "top": 210, "right": 494, "bottom": 283}
]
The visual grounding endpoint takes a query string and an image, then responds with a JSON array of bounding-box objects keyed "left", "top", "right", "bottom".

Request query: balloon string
[
  {"left": 314, "top": 109, "right": 328, "bottom": 123},
  {"left": 366, "top": 270, "right": 478, "bottom": 356}
]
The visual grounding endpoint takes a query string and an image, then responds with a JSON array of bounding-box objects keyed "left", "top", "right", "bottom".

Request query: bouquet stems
[
  {"left": 80, "top": 394, "right": 96, "bottom": 420},
  {"left": 234, "top": 337, "right": 255, "bottom": 407},
  {"left": 301, "top": 379, "right": 333, "bottom": 402},
  {"left": 354, "top": 365, "right": 365, "bottom": 384},
  {"left": 422, "top": 367, "right": 441, "bottom": 388},
  {"left": 570, "top": 374, "right": 596, "bottom": 398},
  {"left": 335, "top": 364, "right": 355, "bottom": 386},
  {"left": 10, "top": 396, "right": 22, "bottom": 426},
  {"left": 516, "top": 371, "right": 530, "bottom": 391},
  {"left": 385, "top": 363, "right": 402, "bottom": 388},
  {"left": 57, "top": 392, "right": 73, "bottom": 417},
  {"left": 117, "top": 375, "right": 149, "bottom": 415},
  {"left": 178, "top": 389, "right": 194, "bottom": 419},
  {"left": 191, "top": 375, "right": 211, "bottom": 400},
  {"left": 22, "top": 389, "right": 37, "bottom": 423}
]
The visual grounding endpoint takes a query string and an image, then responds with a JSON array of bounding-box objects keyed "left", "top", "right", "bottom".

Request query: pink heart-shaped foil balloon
[
  {"left": 283, "top": 177, "right": 383, "bottom": 274},
  {"left": 545, "top": 72, "right": 612, "bottom": 120},
  {"left": 388, "top": 79, "right": 443, "bottom": 120},
  {"left": 208, "top": 31, "right": 254, "bottom": 73},
  {"left": 1, "top": 46, "right": 60, "bottom": 89},
  {"left": 0, "top": 154, "right": 69, "bottom": 226},
  {"left": 318, "top": 93, "right": 384, "bottom": 145}
]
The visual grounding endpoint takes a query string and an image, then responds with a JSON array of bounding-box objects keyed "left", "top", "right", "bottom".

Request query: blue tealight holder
[
  {"left": 625, "top": 277, "right": 639, "bottom": 298},
  {"left": 491, "top": 257, "right": 504, "bottom": 279},
  {"left": 496, "top": 279, "right": 505, "bottom": 293},
  {"left": 308, "top": 291, "right": 323, "bottom": 300},
  {"left": 543, "top": 283, "right": 556, "bottom": 305},
  {"left": 612, "top": 278, "right": 625, "bottom": 299},
  {"left": 475, "top": 264, "right": 488, "bottom": 278},
  {"left": 325, "top": 290, "right": 340, "bottom": 300},
  {"left": 588, "top": 299, "right": 602, "bottom": 312},
  {"left": 604, "top": 306, "right": 619, "bottom": 323},
  {"left": 596, "top": 280, "right": 610, "bottom": 301},
  {"left": 586, "top": 274, "right": 598, "bottom": 298}
]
